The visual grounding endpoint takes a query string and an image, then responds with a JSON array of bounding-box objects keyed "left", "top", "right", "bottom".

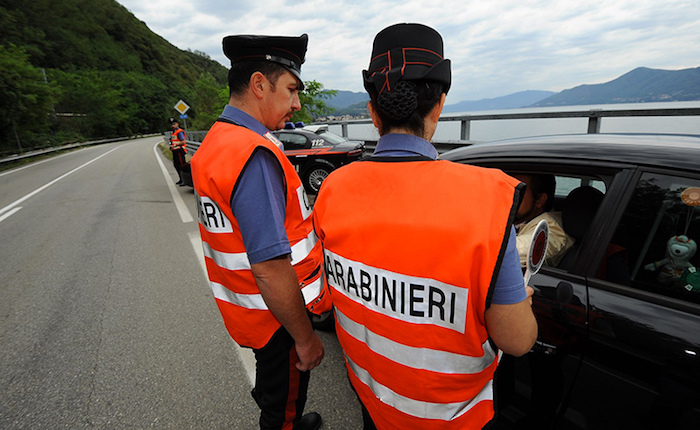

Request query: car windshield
[{"left": 316, "top": 130, "right": 347, "bottom": 144}]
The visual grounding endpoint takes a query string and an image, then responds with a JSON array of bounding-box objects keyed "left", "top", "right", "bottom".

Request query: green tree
[
  {"left": 0, "top": 44, "right": 59, "bottom": 152},
  {"left": 191, "top": 72, "right": 228, "bottom": 131},
  {"left": 293, "top": 80, "right": 337, "bottom": 124}
]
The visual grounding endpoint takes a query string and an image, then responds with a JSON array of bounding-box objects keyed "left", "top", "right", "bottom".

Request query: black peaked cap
[
  {"left": 223, "top": 34, "right": 308, "bottom": 89},
  {"left": 363, "top": 23, "right": 451, "bottom": 95}
]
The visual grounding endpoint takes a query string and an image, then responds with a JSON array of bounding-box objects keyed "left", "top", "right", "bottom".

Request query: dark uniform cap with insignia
[
  {"left": 363, "top": 23, "right": 451, "bottom": 96},
  {"left": 223, "top": 34, "right": 308, "bottom": 90}
]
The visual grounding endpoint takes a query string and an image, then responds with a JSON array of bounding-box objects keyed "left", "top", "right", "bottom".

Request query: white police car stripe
[
  {"left": 335, "top": 308, "right": 496, "bottom": 375},
  {"left": 345, "top": 352, "right": 494, "bottom": 421}
]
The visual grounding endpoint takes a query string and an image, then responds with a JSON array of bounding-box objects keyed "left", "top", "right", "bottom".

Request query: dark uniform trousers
[
  {"left": 252, "top": 327, "right": 310, "bottom": 430},
  {"left": 172, "top": 148, "right": 186, "bottom": 181}
]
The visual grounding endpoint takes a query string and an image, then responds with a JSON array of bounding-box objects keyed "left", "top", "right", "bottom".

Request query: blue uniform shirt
[
  {"left": 222, "top": 105, "right": 291, "bottom": 265},
  {"left": 373, "top": 134, "right": 527, "bottom": 305}
]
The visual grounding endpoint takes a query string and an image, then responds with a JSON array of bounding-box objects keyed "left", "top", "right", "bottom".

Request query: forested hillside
[{"left": 0, "top": 0, "right": 229, "bottom": 154}]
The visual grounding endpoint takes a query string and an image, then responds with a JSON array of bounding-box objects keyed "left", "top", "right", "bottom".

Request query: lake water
[{"left": 328, "top": 101, "right": 700, "bottom": 143}]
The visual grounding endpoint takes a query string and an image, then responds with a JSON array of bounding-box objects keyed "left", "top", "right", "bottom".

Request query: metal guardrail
[
  {"left": 326, "top": 105, "right": 700, "bottom": 141},
  {"left": 171, "top": 106, "right": 700, "bottom": 155},
  {"left": 0, "top": 134, "right": 160, "bottom": 165}
]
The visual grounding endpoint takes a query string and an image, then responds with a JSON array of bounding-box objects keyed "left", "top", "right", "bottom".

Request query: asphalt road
[{"left": 0, "top": 137, "right": 362, "bottom": 429}]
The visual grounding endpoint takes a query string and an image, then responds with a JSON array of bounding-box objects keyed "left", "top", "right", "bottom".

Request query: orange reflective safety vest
[
  {"left": 190, "top": 120, "right": 331, "bottom": 349},
  {"left": 170, "top": 127, "right": 187, "bottom": 153},
  {"left": 313, "top": 157, "right": 522, "bottom": 430}
]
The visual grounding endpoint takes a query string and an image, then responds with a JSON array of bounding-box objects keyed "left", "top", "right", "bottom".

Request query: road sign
[
  {"left": 174, "top": 99, "right": 190, "bottom": 115},
  {"left": 179, "top": 114, "right": 188, "bottom": 119}
]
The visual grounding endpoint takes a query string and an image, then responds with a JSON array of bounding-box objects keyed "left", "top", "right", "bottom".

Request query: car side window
[
  {"left": 550, "top": 175, "right": 608, "bottom": 269},
  {"left": 277, "top": 133, "right": 307, "bottom": 150},
  {"left": 508, "top": 171, "right": 607, "bottom": 270},
  {"left": 598, "top": 172, "right": 700, "bottom": 303}
]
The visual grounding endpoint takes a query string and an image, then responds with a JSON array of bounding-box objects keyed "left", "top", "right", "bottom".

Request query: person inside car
[{"left": 513, "top": 173, "right": 574, "bottom": 267}]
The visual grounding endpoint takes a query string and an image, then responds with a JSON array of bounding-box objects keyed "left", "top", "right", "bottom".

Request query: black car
[
  {"left": 272, "top": 125, "right": 365, "bottom": 194},
  {"left": 441, "top": 133, "right": 700, "bottom": 430},
  {"left": 179, "top": 125, "right": 364, "bottom": 194}
]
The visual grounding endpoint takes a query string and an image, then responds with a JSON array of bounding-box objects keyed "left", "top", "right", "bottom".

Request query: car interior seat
[{"left": 558, "top": 186, "right": 605, "bottom": 271}]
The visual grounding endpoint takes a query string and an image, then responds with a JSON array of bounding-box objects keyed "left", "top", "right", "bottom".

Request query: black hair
[
  {"left": 228, "top": 61, "right": 288, "bottom": 97},
  {"left": 527, "top": 174, "right": 556, "bottom": 212},
  {"left": 368, "top": 80, "right": 445, "bottom": 136}
]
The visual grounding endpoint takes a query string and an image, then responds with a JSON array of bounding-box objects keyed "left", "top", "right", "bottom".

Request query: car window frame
[
  {"left": 586, "top": 165, "right": 700, "bottom": 316},
  {"left": 457, "top": 157, "right": 636, "bottom": 275},
  {"left": 277, "top": 132, "right": 310, "bottom": 150}
]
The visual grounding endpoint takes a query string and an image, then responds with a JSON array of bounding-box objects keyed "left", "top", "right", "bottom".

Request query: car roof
[
  {"left": 441, "top": 133, "right": 700, "bottom": 172},
  {"left": 302, "top": 125, "right": 329, "bottom": 133},
  {"left": 274, "top": 129, "right": 316, "bottom": 137}
]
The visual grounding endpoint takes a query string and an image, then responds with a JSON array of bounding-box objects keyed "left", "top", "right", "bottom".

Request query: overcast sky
[{"left": 115, "top": 0, "right": 699, "bottom": 104}]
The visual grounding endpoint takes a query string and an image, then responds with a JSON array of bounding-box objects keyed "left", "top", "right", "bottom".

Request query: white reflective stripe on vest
[
  {"left": 210, "top": 281, "right": 267, "bottom": 310},
  {"left": 290, "top": 230, "right": 318, "bottom": 264},
  {"left": 345, "top": 352, "right": 494, "bottom": 421},
  {"left": 209, "top": 276, "right": 322, "bottom": 310},
  {"left": 202, "top": 231, "right": 318, "bottom": 271},
  {"left": 335, "top": 308, "right": 496, "bottom": 374}
]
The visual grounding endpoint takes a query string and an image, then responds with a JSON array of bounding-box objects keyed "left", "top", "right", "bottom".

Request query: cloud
[{"left": 117, "top": 0, "right": 700, "bottom": 102}]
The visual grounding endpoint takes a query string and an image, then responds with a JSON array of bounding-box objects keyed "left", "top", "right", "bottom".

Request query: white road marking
[
  {"left": 0, "top": 146, "right": 122, "bottom": 218},
  {"left": 0, "top": 151, "right": 74, "bottom": 178},
  {"left": 0, "top": 207, "right": 21, "bottom": 223},
  {"left": 188, "top": 231, "right": 256, "bottom": 386},
  {"left": 152, "top": 143, "right": 193, "bottom": 224}
]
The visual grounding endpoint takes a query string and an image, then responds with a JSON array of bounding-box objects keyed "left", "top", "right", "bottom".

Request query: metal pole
[
  {"left": 460, "top": 119, "right": 471, "bottom": 141},
  {"left": 587, "top": 110, "right": 601, "bottom": 134}
]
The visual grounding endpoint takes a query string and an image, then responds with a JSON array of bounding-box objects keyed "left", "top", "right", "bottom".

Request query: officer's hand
[
  {"left": 525, "top": 285, "right": 535, "bottom": 306},
  {"left": 295, "top": 332, "right": 324, "bottom": 372}
]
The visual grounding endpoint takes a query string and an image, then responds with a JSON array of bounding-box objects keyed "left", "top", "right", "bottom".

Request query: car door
[
  {"left": 470, "top": 161, "right": 630, "bottom": 430},
  {"left": 564, "top": 168, "right": 700, "bottom": 430},
  {"left": 276, "top": 132, "right": 310, "bottom": 173}
]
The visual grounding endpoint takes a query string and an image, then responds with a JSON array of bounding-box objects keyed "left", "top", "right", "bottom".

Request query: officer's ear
[
  {"left": 368, "top": 101, "right": 382, "bottom": 130},
  {"left": 534, "top": 192, "right": 548, "bottom": 210},
  {"left": 250, "top": 72, "right": 266, "bottom": 99}
]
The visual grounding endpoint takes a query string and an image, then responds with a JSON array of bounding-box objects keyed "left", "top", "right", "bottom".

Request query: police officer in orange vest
[
  {"left": 169, "top": 119, "right": 187, "bottom": 186},
  {"left": 190, "top": 34, "right": 329, "bottom": 430},
  {"left": 313, "top": 23, "right": 538, "bottom": 430}
]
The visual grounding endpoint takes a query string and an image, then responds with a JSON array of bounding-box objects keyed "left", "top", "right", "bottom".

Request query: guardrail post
[
  {"left": 587, "top": 111, "right": 601, "bottom": 134},
  {"left": 341, "top": 123, "right": 348, "bottom": 138},
  {"left": 460, "top": 119, "right": 471, "bottom": 141}
]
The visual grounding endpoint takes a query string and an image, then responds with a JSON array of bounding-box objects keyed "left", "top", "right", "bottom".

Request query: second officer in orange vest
[
  {"left": 169, "top": 119, "right": 187, "bottom": 185},
  {"left": 313, "top": 23, "right": 538, "bottom": 430},
  {"left": 190, "top": 34, "right": 329, "bottom": 430}
]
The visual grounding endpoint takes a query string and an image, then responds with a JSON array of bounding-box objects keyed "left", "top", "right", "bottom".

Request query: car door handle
[{"left": 556, "top": 281, "right": 574, "bottom": 303}]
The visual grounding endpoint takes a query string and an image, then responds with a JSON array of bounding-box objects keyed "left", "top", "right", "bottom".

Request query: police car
[
  {"left": 272, "top": 124, "right": 365, "bottom": 194},
  {"left": 441, "top": 133, "right": 700, "bottom": 430},
  {"left": 179, "top": 124, "right": 364, "bottom": 194}
]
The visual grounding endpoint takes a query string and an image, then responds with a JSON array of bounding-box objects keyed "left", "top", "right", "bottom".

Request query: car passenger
[{"left": 513, "top": 173, "right": 574, "bottom": 267}]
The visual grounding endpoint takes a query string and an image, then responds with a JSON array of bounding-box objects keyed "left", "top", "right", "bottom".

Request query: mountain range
[{"left": 326, "top": 67, "right": 700, "bottom": 116}]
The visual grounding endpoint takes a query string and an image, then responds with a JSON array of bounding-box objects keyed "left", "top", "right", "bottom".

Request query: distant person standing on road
[
  {"left": 169, "top": 119, "right": 187, "bottom": 186},
  {"left": 189, "top": 33, "right": 330, "bottom": 430},
  {"left": 312, "top": 23, "right": 538, "bottom": 430}
]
